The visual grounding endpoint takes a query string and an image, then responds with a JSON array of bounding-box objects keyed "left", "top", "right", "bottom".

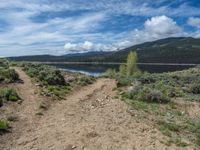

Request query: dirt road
[{"left": 1, "top": 68, "right": 184, "bottom": 150}]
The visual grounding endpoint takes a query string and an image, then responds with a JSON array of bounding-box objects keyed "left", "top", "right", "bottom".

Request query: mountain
[
  {"left": 9, "top": 37, "right": 200, "bottom": 63},
  {"left": 9, "top": 51, "right": 113, "bottom": 62},
  {"left": 103, "top": 37, "right": 200, "bottom": 63}
]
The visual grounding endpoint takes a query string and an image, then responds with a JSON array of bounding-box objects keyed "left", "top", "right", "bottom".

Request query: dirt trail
[
  {"left": 1, "top": 69, "right": 188, "bottom": 150},
  {"left": 0, "top": 68, "right": 44, "bottom": 150}
]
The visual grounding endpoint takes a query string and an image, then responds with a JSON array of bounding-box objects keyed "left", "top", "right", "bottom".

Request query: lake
[{"left": 50, "top": 63, "right": 195, "bottom": 76}]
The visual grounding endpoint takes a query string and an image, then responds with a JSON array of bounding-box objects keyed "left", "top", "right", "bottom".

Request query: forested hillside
[{"left": 9, "top": 37, "right": 200, "bottom": 63}]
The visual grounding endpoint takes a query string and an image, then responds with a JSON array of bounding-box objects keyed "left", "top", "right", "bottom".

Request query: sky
[{"left": 0, "top": 0, "right": 200, "bottom": 57}]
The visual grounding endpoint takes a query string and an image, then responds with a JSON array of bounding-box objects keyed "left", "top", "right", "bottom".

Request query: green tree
[
  {"left": 126, "top": 51, "right": 138, "bottom": 76},
  {"left": 119, "top": 64, "right": 126, "bottom": 76}
]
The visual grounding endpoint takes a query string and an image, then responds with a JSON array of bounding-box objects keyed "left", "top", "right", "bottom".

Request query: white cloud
[
  {"left": 0, "top": 0, "right": 199, "bottom": 57},
  {"left": 64, "top": 16, "right": 187, "bottom": 53},
  {"left": 117, "top": 16, "right": 184, "bottom": 48},
  {"left": 64, "top": 41, "right": 116, "bottom": 52},
  {"left": 82, "top": 41, "right": 93, "bottom": 50},
  {"left": 143, "top": 16, "right": 182, "bottom": 38},
  {"left": 64, "top": 41, "right": 94, "bottom": 51},
  {"left": 64, "top": 43, "right": 77, "bottom": 50},
  {"left": 188, "top": 17, "right": 200, "bottom": 28}
]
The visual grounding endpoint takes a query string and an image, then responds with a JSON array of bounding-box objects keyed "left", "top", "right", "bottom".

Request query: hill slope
[
  {"left": 103, "top": 37, "right": 200, "bottom": 63},
  {"left": 9, "top": 37, "right": 200, "bottom": 63}
]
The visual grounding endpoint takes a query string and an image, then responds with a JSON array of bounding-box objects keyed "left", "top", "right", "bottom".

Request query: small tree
[
  {"left": 126, "top": 51, "right": 138, "bottom": 76},
  {"left": 119, "top": 64, "right": 126, "bottom": 76}
]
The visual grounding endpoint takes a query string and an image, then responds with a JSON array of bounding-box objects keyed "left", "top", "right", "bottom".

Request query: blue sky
[{"left": 0, "top": 0, "right": 200, "bottom": 57}]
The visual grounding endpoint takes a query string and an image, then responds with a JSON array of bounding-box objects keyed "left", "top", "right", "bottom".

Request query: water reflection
[{"left": 50, "top": 64, "right": 195, "bottom": 76}]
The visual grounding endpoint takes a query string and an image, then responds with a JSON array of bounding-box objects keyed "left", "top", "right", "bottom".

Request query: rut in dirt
[{"left": 0, "top": 68, "right": 44, "bottom": 150}]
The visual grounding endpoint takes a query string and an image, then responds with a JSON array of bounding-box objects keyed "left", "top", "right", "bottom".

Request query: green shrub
[
  {"left": 8, "top": 95, "right": 19, "bottom": 102},
  {"left": 139, "top": 89, "right": 170, "bottom": 103},
  {"left": 0, "top": 68, "right": 19, "bottom": 83},
  {"left": 0, "top": 88, "right": 20, "bottom": 102},
  {"left": 78, "top": 75, "right": 95, "bottom": 86},
  {"left": 0, "top": 59, "right": 9, "bottom": 69},
  {"left": 196, "top": 135, "right": 200, "bottom": 146},
  {"left": 157, "top": 120, "right": 180, "bottom": 133},
  {"left": 22, "top": 63, "right": 66, "bottom": 86},
  {"left": 116, "top": 77, "right": 134, "bottom": 87},
  {"left": 104, "top": 69, "right": 116, "bottom": 78},
  {"left": 45, "top": 70, "right": 65, "bottom": 85},
  {"left": 174, "top": 138, "right": 188, "bottom": 147},
  {"left": 119, "top": 64, "right": 127, "bottom": 76},
  {"left": 0, "top": 120, "right": 10, "bottom": 131},
  {"left": 138, "top": 74, "right": 156, "bottom": 84},
  {"left": 190, "top": 84, "right": 200, "bottom": 94},
  {"left": 123, "top": 84, "right": 170, "bottom": 104}
]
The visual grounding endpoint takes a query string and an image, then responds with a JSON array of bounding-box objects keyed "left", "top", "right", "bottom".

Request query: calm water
[{"left": 50, "top": 64, "right": 195, "bottom": 76}]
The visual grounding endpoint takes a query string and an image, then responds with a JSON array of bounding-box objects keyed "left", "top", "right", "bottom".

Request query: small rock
[
  {"left": 64, "top": 144, "right": 76, "bottom": 150},
  {"left": 67, "top": 112, "right": 75, "bottom": 116},
  {"left": 72, "top": 145, "right": 76, "bottom": 149},
  {"left": 35, "top": 83, "right": 42, "bottom": 87}
]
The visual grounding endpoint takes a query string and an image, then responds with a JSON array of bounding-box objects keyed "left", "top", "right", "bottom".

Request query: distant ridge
[
  {"left": 9, "top": 37, "right": 200, "bottom": 64},
  {"left": 102, "top": 37, "right": 200, "bottom": 63}
]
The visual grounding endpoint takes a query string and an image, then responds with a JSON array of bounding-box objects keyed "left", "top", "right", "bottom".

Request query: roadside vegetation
[
  {"left": 105, "top": 51, "right": 200, "bottom": 148},
  {"left": 0, "top": 59, "right": 19, "bottom": 83},
  {"left": 0, "top": 59, "right": 20, "bottom": 107},
  {"left": 13, "top": 62, "right": 96, "bottom": 99},
  {"left": 0, "top": 88, "right": 20, "bottom": 106},
  {"left": 0, "top": 120, "right": 10, "bottom": 132},
  {"left": 0, "top": 59, "right": 20, "bottom": 133}
]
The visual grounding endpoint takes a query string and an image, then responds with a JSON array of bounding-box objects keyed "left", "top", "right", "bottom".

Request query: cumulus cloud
[
  {"left": 0, "top": 0, "right": 199, "bottom": 56},
  {"left": 119, "top": 16, "right": 184, "bottom": 47},
  {"left": 64, "top": 43, "right": 77, "bottom": 50},
  {"left": 188, "top": 17, "right": 200, "bottom": 28},
  {"left": 63, "top": 16, "right": 185, "bottom": 52},
  {"left": 144, "top": 16, "right": 182, "bottom": 36},
  {"left": 64, "top": 41, "right": 94, "bottom": 51},
  {"left": 82, "top": 41, "right": 93, "bottom": 50},
  {"left": 64, "top": 41, "right": 118, "bottom": 52}
]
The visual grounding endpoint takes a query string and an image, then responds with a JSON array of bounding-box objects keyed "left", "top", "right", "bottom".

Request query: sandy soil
[{"left": 0, "top": 68, "right": 190, "bottom": 150}]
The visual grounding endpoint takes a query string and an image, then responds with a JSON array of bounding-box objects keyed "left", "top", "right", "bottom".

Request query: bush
[
  {"left": 116, "top": 77, "right": 134, "bottom": 87},
  {"left": 104, "top": 69, "right": 116, "bottom": 78},
  {"left": 197, "top": 135, "right": 200, "bottom": 146},
  {"left": 125, "top": 81, "right": 142, "bottom": 99},
  {"left": 22, "top": 63, "right": 66, "bottom": 86},
  {"left": 138, "top": 74, "right": 156, "bottom": 84},
  {"left": 157, "top": 120, "right": 180, "bottom": 133},
  {"left": 0, "top": 88, "right": 20, "bottom": 102},
  {"left": 0, "top": 68, "right": 19, "bottom": 83},
  {"left": 78, "top": 75, "right": 95, "bottom": 86},
  {"left": 190, "top": 84, "right": 200, "bottom": 94},
  {"left": 45, "top": 70, "right": 65, "bottom": 85},
  {"left": 0, "top": 59, "right": 9, "bottom": 69},
  {"left": 0, "top": 120, "right": 10, "bottom": 131},
  {"left": 140, "top": 89, "right": 170, "bottom": 103},
  {"left": 6, "top": 69, "right": 19, "bottom": 82},
  {"left": 0, "top": 59, "right": 19, "bottom": 82},
  {"left": 125, "top": 86, "right": 170, "bottom": 104},
  {"left": 8, "top": 95, "right": 19, "bottom": 102}
]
